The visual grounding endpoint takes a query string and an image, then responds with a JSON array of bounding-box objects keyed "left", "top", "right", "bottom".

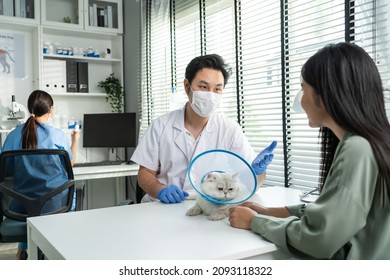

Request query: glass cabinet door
[
  {"left": 85, "top": 0, "right": 122, "bottom": 33},
  {"left": 0, "top": 0, "right": 39, "bottom": 22},
  {"left": 41, "top": 0, "right": 83, "bottom": 29}
]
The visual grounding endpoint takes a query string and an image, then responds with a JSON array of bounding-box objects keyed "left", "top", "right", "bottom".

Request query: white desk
[
  {"left": 27, "top": 186, "right": 301, "bottom": 260},
  {"left": 73, "top": 164, "right": 139, "bottom": 181},
  {"left": 72, "top": 164, "right": 139, "bottom": 209}
]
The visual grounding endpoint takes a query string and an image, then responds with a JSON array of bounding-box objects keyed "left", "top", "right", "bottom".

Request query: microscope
[
  {"left": 0, "top": 95, "right": 28, "bottom": 131},
  {"left": 8, "top": 95, "right": 27, "bottom": 121}
]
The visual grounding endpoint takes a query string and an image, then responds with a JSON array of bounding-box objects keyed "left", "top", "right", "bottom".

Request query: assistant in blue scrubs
[{"left": 0, "top": 90, "right": 80, "bottom": 259}]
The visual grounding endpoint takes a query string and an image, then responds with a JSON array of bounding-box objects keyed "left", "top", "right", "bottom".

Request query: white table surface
[{"left": 27, "top": 186, "right": 302, "bottom": 260}]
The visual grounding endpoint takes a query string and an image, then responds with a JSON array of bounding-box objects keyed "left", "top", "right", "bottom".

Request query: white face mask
[
  {"left": 292, "top": 89, "right": 304, "bottom": 113},
  {"left": 190, "top": 89, "right": 222, "bottom": 117}
]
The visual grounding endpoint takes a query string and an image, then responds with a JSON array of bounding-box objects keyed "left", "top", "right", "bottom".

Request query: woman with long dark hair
[
  {"left": 229, "top": 42, "right": 390, "bottom": 259},
  {"left": 1, "top": 90, "right": 80, "bottom": 259}
]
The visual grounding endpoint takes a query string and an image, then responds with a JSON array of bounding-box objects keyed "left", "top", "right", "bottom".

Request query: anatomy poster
[{"left": 0, "top": 32, "right": 25, "bottom": 78}]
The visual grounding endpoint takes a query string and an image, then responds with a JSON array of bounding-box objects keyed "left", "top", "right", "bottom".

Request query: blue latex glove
[
  {"left": 251, "top": 140, "right": 277, "bottom": 175},
  {"left": 158, "top": 185, "right": 189, "bottom": 204}
]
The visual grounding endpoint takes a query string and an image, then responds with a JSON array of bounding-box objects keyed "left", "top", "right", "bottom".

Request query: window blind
[
  {"left": 350, "top": 0, "right": 390, "bottom": 121},
  {"left": 171, "top": 0, "right": 200, "bottom": 111},
  {"left": 140, "top": 0, "right": 390, "bottom": 191},
  {"left": 139, "top": 0, "right": 172, "bottom": 139},
  {"left": 237, "top": 0, "right": 284, "bottom": 187},
  {"left": 203, "top": 0, "right": 238, "bottom": 121},
  {"left": 284, "top": 0, "right": 346, "bottom": 191}
]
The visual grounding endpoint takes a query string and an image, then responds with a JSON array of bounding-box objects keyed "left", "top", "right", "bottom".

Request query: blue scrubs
[{"left": 1, "top": 122, "right": 74, "bottom": 251}]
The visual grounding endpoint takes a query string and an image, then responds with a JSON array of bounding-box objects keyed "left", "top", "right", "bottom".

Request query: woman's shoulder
[
  {"left": 4, "top": 123, "right": 24, "bottom": 139},
  {"left": 338, "top": 133, "right": 374, "bottom": 161},
  {"left": 40, "top": 123, "right": 64, "bottom": 133},
  {"left": 1, "top": 125, "right": 23, "bottom": 150},
  {"left": 39, "top": 123, "right": 68, "bottom": 140},
  {"left": 342, "top": 133, "right": 371, "bottom": 151}
]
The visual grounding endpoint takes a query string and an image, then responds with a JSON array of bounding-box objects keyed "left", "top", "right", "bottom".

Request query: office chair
[{"left": 0, "top": 149, "right": 76, "bottom": 260}]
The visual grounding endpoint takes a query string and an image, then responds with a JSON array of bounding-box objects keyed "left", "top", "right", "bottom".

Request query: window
[{"left": 140, "top": 0, "right": 390, "bottom": 190}]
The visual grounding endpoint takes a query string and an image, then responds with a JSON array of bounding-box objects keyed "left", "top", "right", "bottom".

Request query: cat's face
[{"left": 201, "top": 172, "right": 240, "bottom": 201}]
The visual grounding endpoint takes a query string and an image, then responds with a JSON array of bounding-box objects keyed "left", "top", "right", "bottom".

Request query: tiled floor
[{"left": 0, "top": 243, "right": 18, "bottom": 260}]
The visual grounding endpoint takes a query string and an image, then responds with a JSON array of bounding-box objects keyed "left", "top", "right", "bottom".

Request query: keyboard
[{"left": 73, "top": 161, "right": 130, "bottom": 167}]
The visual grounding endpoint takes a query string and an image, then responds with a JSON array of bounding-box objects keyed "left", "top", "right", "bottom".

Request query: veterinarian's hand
[
  {"left": 251, "top": 140, "right": 277, "bottom": 175},
  {"left": 229, "top": 206, "right": 257, "bottom": 229},
  {"left": 158, "top": 185, "right": 189, "bottom": 203}
]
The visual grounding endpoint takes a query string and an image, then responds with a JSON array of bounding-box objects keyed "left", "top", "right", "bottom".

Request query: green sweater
[{"left": 251, "top": 132, "right": 390, "bottom": 259}]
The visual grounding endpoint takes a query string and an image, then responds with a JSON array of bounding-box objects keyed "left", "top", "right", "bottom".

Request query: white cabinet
[
  {"left": 40, "top": 28, "right": 123, "bottom": 95},
  {"left": 37, "top": 0, "right": 124, "bottom": 166},
  {"left": 0, "top": 0, "right": 124, "bottom": 159},
  {"left": 39, "top": 0, "right": 124, "bottom": 96},
  {"left": 41, "top": 0, "right": 122, "bottom": 34},
  {"left": 0, "top": 0, "right": 40, "bottom": 24},
  {"left": 0, "top": 0, "right": 123, "bottom": 97},
  {"left": 41, "top": 0, "right": 83, "bottom": 30}
]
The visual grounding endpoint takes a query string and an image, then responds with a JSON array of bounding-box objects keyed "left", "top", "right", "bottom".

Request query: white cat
[{"left": 186, "top": 172, "right": 240, "bottom": 221}]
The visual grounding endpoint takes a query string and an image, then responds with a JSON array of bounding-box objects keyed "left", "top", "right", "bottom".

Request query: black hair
[
  {"left": 301, "top": 42, "right": 390, "bottom": 201},
  {"left": 22, "top": 90, "right": 53, "bottom": 149},
  {"left": 185, "top": 54, "right": 232, "bottom": 87}
]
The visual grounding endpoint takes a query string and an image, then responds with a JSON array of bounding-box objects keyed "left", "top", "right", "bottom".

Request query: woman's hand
[
  {"left": 71, "top": 130, "right": 80, "bottom": 144},
  {"left": 70, "top": 130, "right": 81, "bottom": 166},
  {"left": 239, "top": 202, "right": 292, "bottom": 218},
  {"left": 229, "top": 206, "right": 257, "bottom": 229},
  {"left": 240, "top": 201, "right": 268, "bottom": 215}
]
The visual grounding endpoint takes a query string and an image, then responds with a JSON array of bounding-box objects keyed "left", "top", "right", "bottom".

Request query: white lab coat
[{"left": 131, "top": 105, "right": 256, "bottom": 201}]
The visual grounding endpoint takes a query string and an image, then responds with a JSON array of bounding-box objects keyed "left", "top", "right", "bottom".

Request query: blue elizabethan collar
[{"left": 187, "top": 149, "right": 257, "bottom": 205}]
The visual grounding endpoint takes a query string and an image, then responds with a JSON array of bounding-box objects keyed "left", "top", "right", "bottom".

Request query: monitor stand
[{"left": 108, "top": 148, "right": 117, "bottom": 162}]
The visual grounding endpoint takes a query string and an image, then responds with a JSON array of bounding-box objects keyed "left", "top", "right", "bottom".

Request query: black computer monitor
[{"left": 82, "top": 113, "right": 137, "bottom": 148}]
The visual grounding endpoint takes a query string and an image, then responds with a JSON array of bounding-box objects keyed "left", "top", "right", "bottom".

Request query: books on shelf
[
  {"left": 1, "top": 0, "right": 14, "bottom": 17},
  {"left": 14, "top": 0, "right": 20, "bottom": 17},
  {"left": 25, "top": 0, "right": 33, "bottom": 18},
  {"left": 88, "top": 4, "right": 113, "bottom": 28},
  {"left": 89, "top": 5, "right": 94, "bottom": 26},
  {"left": 92, "top": 3, "right": 97, "bottom": 26},
  {"left": 42, "top": 59, "right": 66, "bottom": 93},
  {"left": 106, "top": 5, "right": 113, "bottom": 28},
  {"left": 77, "top": 62, "right": 89, "bottom": 93},
  {"left": 2, "top": 0, "right": 33, "bottom": 18},
  {"left": 97, "top": 7, "right": 105, "bottom": 27}
]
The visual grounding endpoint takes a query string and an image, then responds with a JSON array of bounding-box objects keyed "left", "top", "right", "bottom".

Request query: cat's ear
[
  {"left": 206, "top": 173, "right": 216, "bottom": 181},
  {"left": 232, "top": 173, "right": 239, "bottom": 180}
]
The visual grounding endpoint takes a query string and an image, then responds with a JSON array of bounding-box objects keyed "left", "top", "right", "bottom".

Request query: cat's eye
[{"left": 218, "top": 188, "right": 223, "bottom": 191}]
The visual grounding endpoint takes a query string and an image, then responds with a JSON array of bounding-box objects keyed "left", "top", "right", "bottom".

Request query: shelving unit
[
  {"left": 0, "top": 0, "right": 124, "bottom": 157},
  {"left": 43, "top": 53, "right": 121, "bottom": 63},
  {"left": 51, "top": 92, "right": 106, "bottom": 97},
  {"left": 40, "top": 0, "right": 123, "bottom": 95},
  {"left": 1, "top": 0, "right": 123, "bottom": 96}
]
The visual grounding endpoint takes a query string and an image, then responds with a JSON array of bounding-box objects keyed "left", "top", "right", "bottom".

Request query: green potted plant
[{"left": 98, "top": 73, "right": 124, "bottom": 113}]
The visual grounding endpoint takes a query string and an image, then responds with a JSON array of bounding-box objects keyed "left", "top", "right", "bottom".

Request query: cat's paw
[
  {"left": 208, "top": 212, "right": 228, "bottom": 221},
  {"left": 185, "top": 189, "right": 197, "bottom": 200},
  {"left": 186, "top": 205, "right": 203, "bottom": 216}
]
